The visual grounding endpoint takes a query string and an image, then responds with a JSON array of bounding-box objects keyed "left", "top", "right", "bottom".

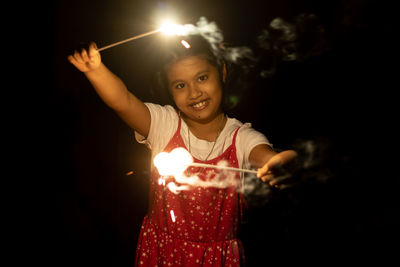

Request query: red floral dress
[{"left": 135, "top": 116, "right": 246, "bottom": 266}]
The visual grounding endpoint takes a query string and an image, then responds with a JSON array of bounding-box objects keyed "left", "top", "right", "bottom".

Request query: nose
[{"left": 188, "top": 83, "right": 202, "bottom": 99}]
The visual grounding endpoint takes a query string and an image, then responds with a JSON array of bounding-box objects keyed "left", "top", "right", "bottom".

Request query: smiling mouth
[{"left": 190, "top": 99, "right": 210, "bottom": 110}]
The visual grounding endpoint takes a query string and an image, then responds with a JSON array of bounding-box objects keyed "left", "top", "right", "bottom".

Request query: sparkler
[
  {"left": 97, "top": 22, "right": 185, "bottom": 52},
  {"left": 97, "top": 29, "right": 161, "bottom": 52},
  {"left": 153, "top": 147, "right": 258, "bottom": 177},
  {"left": 189, "top": 162, "right": 257, "bottom": 174}
]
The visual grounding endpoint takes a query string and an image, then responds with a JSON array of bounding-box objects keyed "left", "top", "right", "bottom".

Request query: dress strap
[
  {"left": 176, "top": 110, "right": 182, "bottom": 132},
  {"left": 231, "top": 126, "right": 241, "bottom": 147}
]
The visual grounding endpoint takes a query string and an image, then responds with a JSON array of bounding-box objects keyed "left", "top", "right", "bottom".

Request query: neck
[{"left": 182, "top": 112, "right": 226, "bottom": 142}]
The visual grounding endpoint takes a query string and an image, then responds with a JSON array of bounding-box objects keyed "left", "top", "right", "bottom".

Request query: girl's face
[{"left": 166, "top": 55, "right": 225, "bottom": 124}]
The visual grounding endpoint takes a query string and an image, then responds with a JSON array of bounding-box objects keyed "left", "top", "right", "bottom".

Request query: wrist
[{"left": 84, "top": 62, "right": 106, "bottom": 77}]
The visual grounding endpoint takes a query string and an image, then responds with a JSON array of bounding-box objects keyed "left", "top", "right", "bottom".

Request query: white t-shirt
[{"left": 135, "top": 103, "right": 272, "bottom": 170}]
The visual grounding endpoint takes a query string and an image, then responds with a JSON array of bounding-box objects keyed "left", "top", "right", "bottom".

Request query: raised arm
[{"left": 68, "top": 42, "right": 150, "bottom": 137}]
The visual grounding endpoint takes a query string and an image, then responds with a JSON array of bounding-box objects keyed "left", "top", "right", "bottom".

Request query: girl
[{"left": 68, "top": 36, "right": 297, "bottom": 266}]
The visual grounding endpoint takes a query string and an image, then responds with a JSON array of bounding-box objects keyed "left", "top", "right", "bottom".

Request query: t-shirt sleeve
[
  {"left": 134, "top": 103, "right": 178, "bottom": 153},
  {"left": 236, "top": 123, "right": 272, "bottom": 169}
]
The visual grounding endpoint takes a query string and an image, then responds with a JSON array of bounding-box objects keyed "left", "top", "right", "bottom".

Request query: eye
[
  {"left": 197, "top": 75, "right": 208, "bottom": 82},
  {"left": 175, "top": 83, "right": 185, "bottom": 89}
]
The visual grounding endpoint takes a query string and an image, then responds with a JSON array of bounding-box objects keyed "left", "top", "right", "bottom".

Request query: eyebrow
[{"left": 169, "top": 69, "right": 211, "bottom": 87}]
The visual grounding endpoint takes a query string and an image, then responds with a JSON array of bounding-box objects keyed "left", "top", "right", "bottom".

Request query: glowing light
[
  {"left": 159, "top": 22, "right": 185, "bottom": 36},
  {"left": 181, "top": 40, "right": 191, "bottom": 48},
  {"left": 97, "top": 21, "right": 186, "bottom": 52},
  {"left": 170, "top": 210, "right": 176, "bottom": 222},
  {"left": 152, "top": 147, "right": 260, "bottom": 194},
  {"left": 153, "top": 147, "right": 257, "bottom": 179},
  {"left": 158, "top": 177, "right": 166, "bottom": 186},
  {"left": 153, "top": 147, "right": 193, "bottom": 177}
]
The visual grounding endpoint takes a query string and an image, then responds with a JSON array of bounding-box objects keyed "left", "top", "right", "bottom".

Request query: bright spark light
[
  {"left": 181, "top": 40, "right": 191, "bottom": 48},
  {"left": 153, "top": 147, "right": 257, "bottom": 179},
  {"left": 153, "top": 147, "right": 193, "bottom": 177},
  {"left": 170, "top": 210, "right": 176, "bottom": 222},
  {"left": 158, "top": 177, "right": 166, "bottom": 186},
  {"left": 152, "top": 147, "right": 258, "bottom": 194},
  {"left": 97, "top": 21, "right": 187, "bottom": 52},
  {"left": 159, "top": 22, "right": 186, "bottom": 36}
]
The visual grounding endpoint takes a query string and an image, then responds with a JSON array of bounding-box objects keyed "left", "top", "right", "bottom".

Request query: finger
[
  {"left": 268, "top": 178, "right": 279, "bottom": 187},
  {"left": 67, "top": 54, "right": 75, "bottom": 63},
  {"left": 67, "top": 54, "right": 81, "bottom": 67},
  {"left": 80, "top": 48, "right": 90, "bottom": 62},
  {"left": 73, "top": 50, "right": 84, "bottom": 63},
  {"left": 89, "top": 41, "right": 98, "bottom": 50},
  {"left": 268, "top": 174, "right": 292, "bottom": 186},
  {"left": 88, "top": 42, "right": 99, "bottom": 58},
  {"left": 260, "top": 173, "right": 274, "bottom": 183},
  {"left": 257, "top": 165, "right": 269, "bottom": 178},
  {"left": 266, "top": 178, "right": 281, "bottom": 189}
]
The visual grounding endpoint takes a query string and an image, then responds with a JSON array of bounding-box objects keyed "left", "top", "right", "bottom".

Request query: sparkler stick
[
  {"left": 96, "top": 22, "right": 185, "bottom": 52},
  {"left": 97, "top": 29, "right": 161, "bottom": 52},
  {"left": 189, "top": 163, "right": 258, "bottom": 174}
]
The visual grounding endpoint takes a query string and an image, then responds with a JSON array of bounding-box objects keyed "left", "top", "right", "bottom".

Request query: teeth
[{"left": 193, "top": 101, "right": 207, "bottom": 108}]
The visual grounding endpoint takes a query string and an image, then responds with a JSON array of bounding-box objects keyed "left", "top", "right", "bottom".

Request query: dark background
[{"left": 15, "top": 0, "right": 398, "bottom": 266}]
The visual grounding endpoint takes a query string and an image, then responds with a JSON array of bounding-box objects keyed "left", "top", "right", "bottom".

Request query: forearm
[
  {"left": 249, "top": 144, "right": 277, "bottom": 168},
  {"left": 68, "top": 44, "right": 151, "bottom": 136},
  {"left": 84, "top": 62, "right": 131, "bottom": 111}
]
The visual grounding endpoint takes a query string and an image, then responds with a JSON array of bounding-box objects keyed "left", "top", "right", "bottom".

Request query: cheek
[
  {"left": 211, "top": 83, "right": 223, "bottom": 102},
  {"left": 171, "top": 91, "right": 186, "bottom": 107}
]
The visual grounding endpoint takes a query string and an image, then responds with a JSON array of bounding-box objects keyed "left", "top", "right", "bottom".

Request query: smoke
[
  {"left": 166, "top": 14, "right": 329, "bottom": 109},
  {"left": 257, "top": 13, "right": 329, "bottom": 77},
  {"left": 158, "top": 160, "right": 243, "bottom": 194},
  {"left": 164, "top": 172, "right": 241, "bottom": 194},
  {"left": 176, "top": 14, "right": 328, "bottom": 78},
  {"left": 152, "top": 138, "right": 336, "bottom": 205},
  {"left": 175, "top": 17, "right": 256, "bottom": 65},
  {"left": 151, "top": 16, "right": 334, "bottom": 202},
  {"left": 155, "top": 138, "right": 334, "bottom": 207}
]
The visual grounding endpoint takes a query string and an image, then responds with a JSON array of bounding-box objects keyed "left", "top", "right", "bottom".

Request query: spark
[
  {"left": 153, "top": 147, "right": 193, "bottom": 177},
  {"left": 153, "top": 147, "right": 257, "bottom": 177},
  {"left": 158, "top": 177, "right": 166, "bottom": 186},
  {"left": 180, "top": 39, "right": 191, "bottom": 49},
  {"left": 159, "top": 22, "right": 186, "bottom": 36},
  {"left": 170, "top": 210, "right": 176, "bottom": 222}
]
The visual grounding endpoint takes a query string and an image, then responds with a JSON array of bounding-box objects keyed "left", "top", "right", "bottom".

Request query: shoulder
[
  {"left": 224, "top": 117, "right": 243, "bottom": 136},
  {"left": 144, "top": 103, "right": 177, "bottom": 118},
  {"left": 136, "top": 103, "right": 179, "bottom": 150},
  {"left": 229, "top": 117, "right": 272, "bottom": 150},
  {"left": 225, "top": 117, "right": 265, "bottom": 139},
  {"left": 144, "top": 103, "right": 179, "bottom": 132}
]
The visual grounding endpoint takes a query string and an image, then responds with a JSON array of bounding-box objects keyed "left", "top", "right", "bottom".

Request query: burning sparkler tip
[{"left": 159, "top": 21, "right": 184, "bottom": 36}]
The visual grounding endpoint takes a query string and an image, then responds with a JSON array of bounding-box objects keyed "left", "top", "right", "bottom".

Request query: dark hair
[{"left": 151, "top": 35, "right": 235, "bottom": 112}]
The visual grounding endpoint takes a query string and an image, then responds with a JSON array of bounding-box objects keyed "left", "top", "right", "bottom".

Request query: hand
[
  {"left": 68, "top": 42, "right": 101, "bottom": 73},
  {"left": 257, "top": 150, "right": 298, "bottom": 189}
]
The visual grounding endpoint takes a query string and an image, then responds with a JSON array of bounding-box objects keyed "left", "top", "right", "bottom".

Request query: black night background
[{"left": 13, "top": 0, "right": 399, "bottom": 266}]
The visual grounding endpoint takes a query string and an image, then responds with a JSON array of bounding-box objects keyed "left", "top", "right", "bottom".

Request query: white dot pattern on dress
[{"left": 135, "top": 117, "right": 246, "bottom": 266}]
